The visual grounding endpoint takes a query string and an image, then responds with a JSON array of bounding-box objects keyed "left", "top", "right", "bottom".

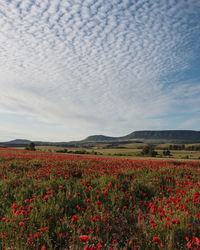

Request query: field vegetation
[
  {"left": 0, "top": 147, "right": 199, "bottom": 249},
  {"left": 35, "top": 142, "right": 200, "bottom": 160}
]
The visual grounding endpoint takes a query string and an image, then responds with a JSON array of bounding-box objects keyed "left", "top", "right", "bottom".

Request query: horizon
[
  {"left": 1, "top": 129, "right": 200, "bottom": 143},
  {"left": 0, "top": 0, "right": 200, "bottom": 141}
]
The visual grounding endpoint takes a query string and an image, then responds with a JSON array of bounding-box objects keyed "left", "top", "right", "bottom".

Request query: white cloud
[{"left": 0, "top": 0, "right": 199, "bottom": 140}]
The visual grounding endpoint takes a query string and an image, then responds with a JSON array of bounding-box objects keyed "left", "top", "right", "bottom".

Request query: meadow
[
  {"left": 0, "top": 147, "right": 199, "bottom": 249},
  {"left": 36, "top": 143, "right": 200, "bottom": 160}
]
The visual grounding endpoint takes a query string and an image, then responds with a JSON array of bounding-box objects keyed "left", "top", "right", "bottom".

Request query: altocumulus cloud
[{"left": 0, "top": 0, "right": 200, "bottom": 140}]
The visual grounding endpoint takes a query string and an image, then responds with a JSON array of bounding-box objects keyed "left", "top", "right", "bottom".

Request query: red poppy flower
[
  {"left": 153, "top": 237, "right": 160, "bottom": 244},
  {"left": 79, "top": 235, "right": 90, "bottom": 242}
]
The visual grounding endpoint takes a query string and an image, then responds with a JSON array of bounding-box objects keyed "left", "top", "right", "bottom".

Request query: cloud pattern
[{"left": 0, "top": 0, "right": 200, "bottom": 139}]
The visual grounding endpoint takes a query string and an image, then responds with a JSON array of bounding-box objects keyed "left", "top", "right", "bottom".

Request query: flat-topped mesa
[
  {"left": 123, "top": 130, "right": 200, "bottom": 140},
  {"left": 82, "top": 130, "right": 200, "bottom": 142}
]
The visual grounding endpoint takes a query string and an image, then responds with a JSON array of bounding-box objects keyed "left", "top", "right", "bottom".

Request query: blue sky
[{"left": 0, "top": 0, "right": 199, "bottom": 141}]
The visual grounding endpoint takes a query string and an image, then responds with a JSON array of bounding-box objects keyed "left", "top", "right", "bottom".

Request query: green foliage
[
  {"left": 163, "top": 149, "right": 171, "bottom": 156},
  {"left": 141, "top": 145, "right": 158, "bottom": 157},
  {"left": 25, "top": 142, "right": 36, "bottom": 151}
]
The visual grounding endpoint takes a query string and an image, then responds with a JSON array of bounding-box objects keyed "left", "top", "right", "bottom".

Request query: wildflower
[
  {"left": 43, "top": 195, "right": 48, "bottom": 201},
  {"left": 84, "top": 247, "right": 96, "bottom": 250},
  {"left": 153, "top": 237, "right": 160, "bottom": 244},
  {"left": 79, "top": 235, "right": 90, "bottom": 242},
  {"left": 195, "top": 213, "right": 200, "bottom": 219},
  {"left": 12, "top": 203, "right": 18, "bottom": 209},
  {"left": 96, "top": 201, "right": 101, "bottom": 207},
  {"left": 192, "top": 237, "right": 200, "bottom": 246},
  {"left": 187, "top": 241, "right": 192, "bottom": 248},
  {"left": 34, "top": 232, "right": 40, "bottom": 238},
  {"left": 72, "top": 215, "right": 78, "bottom": 222},
  {"left": 96, "top": 242, "right": 103, "bottom": 249}
]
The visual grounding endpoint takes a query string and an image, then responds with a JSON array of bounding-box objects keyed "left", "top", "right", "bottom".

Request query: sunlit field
[
  {"left": 0, "top": 147, "right": 199, "bottom": 249},
  {"left": 35, "top": 145, "right": 200, "bottom": 160}
]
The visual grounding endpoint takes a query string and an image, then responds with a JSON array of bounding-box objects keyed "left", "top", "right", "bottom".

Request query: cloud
[{"left": 0, "top": 0, "right": 200, "bottom": 140}]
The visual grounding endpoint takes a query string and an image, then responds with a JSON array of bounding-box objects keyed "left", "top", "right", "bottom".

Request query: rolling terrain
[{"left": 1, "top": 130, "right": 200, "bottom": 147}]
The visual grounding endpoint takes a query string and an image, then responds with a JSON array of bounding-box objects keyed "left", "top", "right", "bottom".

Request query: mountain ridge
[
  {"left": 1, "top": 130, "right": 200, "bottom": 146},
  {"left": 82, "top": 130, "right": 200, "bottom": 142}
]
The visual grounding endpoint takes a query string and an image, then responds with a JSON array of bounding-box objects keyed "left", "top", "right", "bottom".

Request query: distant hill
[
  {"left": 1, "top": 130, "right": 200, "bottom": 147},
  {"left": 82, "top": 130, "right": 200, "bottom": 143},
  {"left": 122, "top": 130, "right": 200, "bottom": 141},
  {"left": 0, "top": 139, "right": 51, "bottom": 147},
  {"left": 83, "top": 135, "right": 118, "bottom": 142},
  {"left": 2, "top": 139, "right": 32, "bottom": 145}
]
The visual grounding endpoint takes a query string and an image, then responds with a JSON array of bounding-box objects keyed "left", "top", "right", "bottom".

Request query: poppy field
[{"left": 0, "top": 147, "right": 199, "bottom": 249}]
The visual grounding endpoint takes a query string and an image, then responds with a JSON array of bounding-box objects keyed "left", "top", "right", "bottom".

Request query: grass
[{"left": 34, "top": 145, "right": 200, "bottom": 160}]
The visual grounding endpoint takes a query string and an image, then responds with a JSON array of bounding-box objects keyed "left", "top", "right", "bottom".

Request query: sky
[{"left": 0, "top": 0, "right": 200, "bottom": 142}]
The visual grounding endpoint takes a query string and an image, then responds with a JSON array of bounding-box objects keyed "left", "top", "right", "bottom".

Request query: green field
[{"left": 35, "top": 143, "right": 200, "bottom": 160}]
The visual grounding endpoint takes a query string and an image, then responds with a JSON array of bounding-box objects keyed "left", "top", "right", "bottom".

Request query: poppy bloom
[
  {"left": 43, "top": 195, "right": 48, "bottom": 201},
  {"left": 72, "top": 215, "right": 78, "bottom": 221},
  {"left": 84, "top": 246, "right": 96, "bottom": 250},
  {"left": 96, "top": 201, "right": 101, "bottom": 207},
  {"left": 79, "top": 235, "right": 90, "bottom": 242},
  {"left": 187, "top": 241, "right": 192, "bottom": 248},
  {"left": 192, "top": 237, "right": 200, "bottom": 246},
  {"left": 19, "top": 222, "right": 24, "bottom": 227},
  {"left": 12, "top": 203, "right": 18, "bottom": 209},
  {"left": 153, "top": 237, "right": 160, "bottom": 244},
  {"left": 34, "top": 232, "right": 40, "bottom": 238}
]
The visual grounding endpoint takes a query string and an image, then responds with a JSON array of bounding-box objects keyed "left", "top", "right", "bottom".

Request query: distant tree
[
  {"left": 142, "top": 145, "right": 151, "bottom": 155},
  {"left": 26, "top": 142, "right": 36, "bottom": 151},
  {"left": 163, "top": 149, "right": 171, "bottom": 156},
  {"left": 173, "top": 145, "right": 178, "bottom": 150},
  {"left": 141, "top": 145, "right": 157, "bottom": 157}
]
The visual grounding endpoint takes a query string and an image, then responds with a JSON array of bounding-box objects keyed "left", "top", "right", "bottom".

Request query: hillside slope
[{"left": 83, "top": 130, "right": 200, "bottom": 142}]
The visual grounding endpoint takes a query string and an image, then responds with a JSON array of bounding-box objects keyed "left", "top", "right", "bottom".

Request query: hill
[
  {"left": 122, "top": 130, "right": 200, "bottom": 141},
  {"left": 1, "top": 130, "right": 200, "bottom": 147},
  {"left": 82, "top": 130, "right": 200, "bottom": 143},
  {"left": 83, "top": 135, "right": 118, "bottom": 142},
  {"left": 3, "top": 139, "right": 32, "bottom": 144}
]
